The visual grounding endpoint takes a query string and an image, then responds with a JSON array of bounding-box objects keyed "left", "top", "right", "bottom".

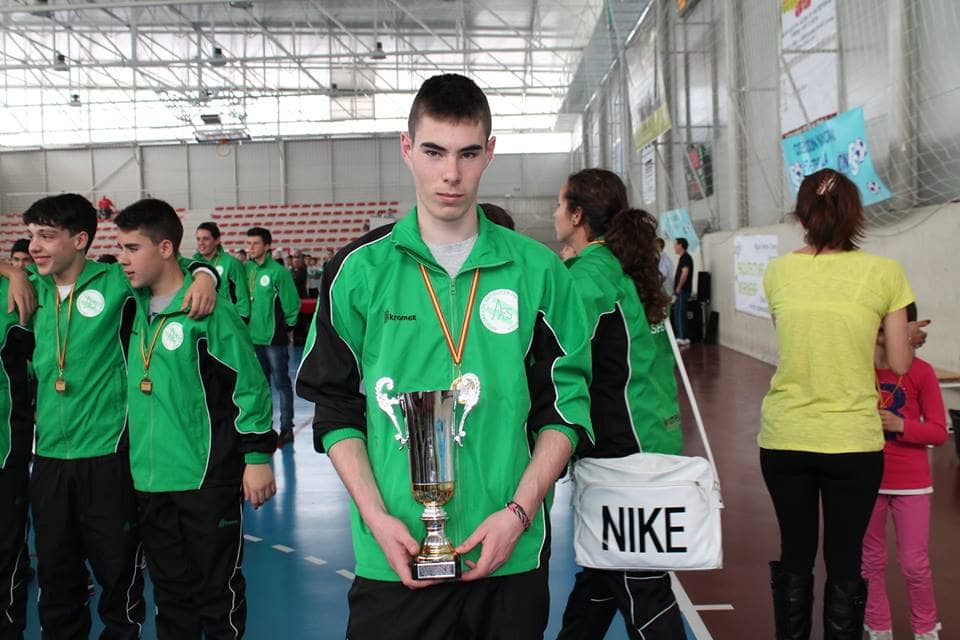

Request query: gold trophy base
[{"left": 411, "top": 502, "right": 461, "bottom": 580}]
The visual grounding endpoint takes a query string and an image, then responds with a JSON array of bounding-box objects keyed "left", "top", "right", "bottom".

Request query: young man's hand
[
  {"left": 242, "top": 463, "right": 276, "bottom": 508},
  {"left": 455, "top": 507, "right": 525, "bottom": 581},
  {"left": 366, "top": 511, "right": 439, "bottom": 590},
  {"left": 879, "top": 410, "right": 904, "bottom": 434},
  {"left": 6, "top": 269, "right": 36, "bottom": 325},
  {"left": 182, "top": 271, "right": 218, "bottom": 318}
]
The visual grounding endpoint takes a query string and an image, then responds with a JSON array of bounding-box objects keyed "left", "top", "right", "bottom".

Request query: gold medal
[
  {"left": 140, "top": 317, "right": 167, "bottom": 396},
  {"left": 55, "top": 287, "right": 75, "bottom": 394},
  {"left": 139, "top": 377, "right": 153, "bottom": 394},
  {"left": 55, "top": 376, "right": 66, "bottom": 393}
]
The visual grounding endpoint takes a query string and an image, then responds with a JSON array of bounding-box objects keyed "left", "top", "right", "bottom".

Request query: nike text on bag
[{"left": 572, "top": 320, "right": 723, "bottom": 572}]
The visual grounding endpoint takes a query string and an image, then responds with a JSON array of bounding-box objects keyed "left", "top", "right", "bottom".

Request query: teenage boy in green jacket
[
  {"left": 115, "top": 199, "right": 277, "bottom": 639},
  {"left": 296, "top": 73, "right": 593, "bottom": 639},
  {"left": 0, "top": 275, "right": 34, "bottom": 640},
  {"left": 2, "top": 193, "right": 218, "bottom": 638},
  {"left": 194, "top": 221, "right": 250, "bottom": 321},
  {"left": 245, "top": 227, "right": 300, "bottom": 448}
]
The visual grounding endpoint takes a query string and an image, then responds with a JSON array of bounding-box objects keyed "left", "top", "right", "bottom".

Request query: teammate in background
[
  {"left": 861, "top": 302, "right": 946, "bottom": 640},
  {"left": 0, "top": 272, "right": 34, "bottom": 640},
  {"left": 0, "top": 193, "right": 218, "bottom": 638},
  {"left": 477, "top": 202, "right": 515, "bottom": 230},
  {"left": 245, "top": 227, "right": 299, "bottom": 448},
  {"left": 195, "top": 221, "right": 251, "bottom": 321},
  {"left": 296, "top": 73, "right": 592, "bottom": 639},
  {"left": 9, "top": 239, "right": 32, "bottom": 270},
  {"left": 115, "top": 199, "right": 277, "bottom": 639},
  {"left": 553, "top": 168, "right": 685, "bottom": 639}
]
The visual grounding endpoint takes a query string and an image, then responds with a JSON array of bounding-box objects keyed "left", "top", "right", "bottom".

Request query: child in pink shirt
[{"left": 862, "top": 303, "right": 947, "bottom": 640}]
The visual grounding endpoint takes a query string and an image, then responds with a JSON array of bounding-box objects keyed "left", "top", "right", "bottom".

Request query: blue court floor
[{"left": 22, "top": 354, "right": 708, "bottom": 639}]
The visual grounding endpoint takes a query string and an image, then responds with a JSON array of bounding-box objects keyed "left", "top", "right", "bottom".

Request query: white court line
[
  {"left": 272, "top": 544, "right": 295, "bottom": 553},
  {"left": 336, "top": 569, "right": 355, "bottom": 580},
  {"left": 693, "top": 604, "right": 734, "bottom": 612},
  {"left": 304, "top": 556, "right": 328, "bottom": 566},
  {"left": 670, "top": 573, "right": 713, "bottom": 640},
  {"left": 243, "top": 535, "right": 262, "bottom": 542}
]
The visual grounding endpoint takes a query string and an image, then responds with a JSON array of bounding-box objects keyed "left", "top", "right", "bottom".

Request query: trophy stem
[{"left": 411, "top": 502, "right": 461, "bottom": 580}]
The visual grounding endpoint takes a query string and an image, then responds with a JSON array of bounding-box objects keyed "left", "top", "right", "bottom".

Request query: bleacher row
[{"left": 0, "top": 201, "right": 400, "bottom": 259}]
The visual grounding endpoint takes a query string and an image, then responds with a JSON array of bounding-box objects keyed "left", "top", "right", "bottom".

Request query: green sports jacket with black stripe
[
  {"left": 0, "top": 276, "right": 34, "bottom": 469},
  {"left": 296, "top": 207, "right": 594, "bottom": 582}
]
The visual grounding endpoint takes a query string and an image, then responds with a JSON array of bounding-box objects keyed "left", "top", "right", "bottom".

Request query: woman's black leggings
[{"left": 760, "top": 448, "right": 883, "bottom": 580}]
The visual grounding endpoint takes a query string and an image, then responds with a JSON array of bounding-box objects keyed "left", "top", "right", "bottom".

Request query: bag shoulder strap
[{"left": 664, "top": 318, "right": 722, "bottom": 489}]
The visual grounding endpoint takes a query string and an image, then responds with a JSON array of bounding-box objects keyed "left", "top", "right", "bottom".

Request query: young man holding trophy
[{"left": 296, "top": 74, "right": 594, "bottom": 638}]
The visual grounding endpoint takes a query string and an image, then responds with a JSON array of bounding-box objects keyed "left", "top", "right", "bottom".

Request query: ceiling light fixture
[
  {"left": 209, "top": 46, "right": 227, "bottom": 67},
  {"left": 68, "top": 93, "right": 81, "bottom": 107},
  {"left": 52, "top": 53, "right": 68, "bottom": 71},
  {"left": 370, "top": 41, "right": 387, "bottom": 60}
]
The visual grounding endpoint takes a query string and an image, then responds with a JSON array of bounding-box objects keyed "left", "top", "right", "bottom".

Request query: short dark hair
[
  {"left": 10, "top": 238, "right": 29, "bottom": 256},
  {"left": 655, "top": 238, "right": 665, "bottom": 250},
  {"left": 114, "top": 198, "right": 184, "bottom": 253},
  {"left": 479, "top": 203, "right": 515, "bottom": 230},
  {"left": 197, "top": 221, "right": 221, "bottom": 239},
  {"left": 96, "top": 254, "right": 118, "bottom": 264},
  {"left": 407, "top": 74, "right": 492, "bottom": 141},
  {"left": 794, "top": 168, "right": 864, "bottom": 253},
  {"left": 675, "top": 237, "right": 689, "bottom": 250},
  {"left": 23, "top": 194, "right": 97, "bottom": 252},
  {"left": 246, "top": 227, "right": 272, "bottom": 245}
]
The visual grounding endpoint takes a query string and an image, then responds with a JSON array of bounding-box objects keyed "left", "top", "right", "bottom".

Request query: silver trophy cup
[{"left": 400, "top": 389, "right": 462, "bottom": 580}]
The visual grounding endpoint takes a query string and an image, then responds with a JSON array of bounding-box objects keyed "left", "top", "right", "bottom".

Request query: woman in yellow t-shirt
[{"left": 760, "top": 169, "right": 914, "bottom": 640}]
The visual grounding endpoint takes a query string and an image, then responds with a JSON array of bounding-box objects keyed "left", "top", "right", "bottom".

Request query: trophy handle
[
  {"left": 452, "top": 373, "right": 481, "bottom": 447},
  {"left": 374, "top": 377, "right": 407, "bottom": 448}
]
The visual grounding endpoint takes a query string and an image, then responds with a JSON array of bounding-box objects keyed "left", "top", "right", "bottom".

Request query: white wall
[
  {"left": 701, "top": 203, "right": 960, "bottom": 405},
  {"left": 0, "top": 138, "right": 570, "bottom": 231}
]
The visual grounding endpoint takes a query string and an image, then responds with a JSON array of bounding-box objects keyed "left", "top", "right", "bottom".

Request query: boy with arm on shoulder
[{"left": 116, "top": 199, "right": 277, "bottom": 639}]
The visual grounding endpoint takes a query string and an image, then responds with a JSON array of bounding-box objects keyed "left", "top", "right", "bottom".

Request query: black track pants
[
  {"left": 30, "top": 453, "right": 145, "bottom": 640},
  {"left": 137, "top": 486, "right": 246, "bottom": 640}
]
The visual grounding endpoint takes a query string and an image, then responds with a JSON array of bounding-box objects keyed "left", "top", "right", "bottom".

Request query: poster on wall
[
  {"left": 734, "top": 235, "right": 779, "bottom": 318},
  {"left": 641, "top": 144, "right": 657, "bottom": 205},
  {"left": 780, "top": 0, "right": 838, "bottom": 136},
  {"left": 685, "top": 143, "right": 713, "bottom": 201},
  {"left": 659, "top": 208, "right": 699, "bottom": 252},
  {"left": 626, "top": 14, "right": 671, "bottom": 150},
  {"left": 781, "top": 107, "right": 891, "bottom": 206}
]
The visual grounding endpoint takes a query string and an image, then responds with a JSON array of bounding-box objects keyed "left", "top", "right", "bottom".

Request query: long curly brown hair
[{"left": 565, "top": 169, "right": 669, "bottom": 324}]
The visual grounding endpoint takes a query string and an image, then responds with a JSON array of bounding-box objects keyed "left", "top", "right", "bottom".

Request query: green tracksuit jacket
[
  {"left": 32, "top": 259, "right": 216, "bottom": 460},
  {"left": 296, "top": 208, "right": 594, "bottom": 581},
  {"left": 0, "top": 277, "right": 34, "bottom": 469},
  {"left": 192, "top": 246, "right": 250, "bottom": 321},
  {"left": 566, "top": 242, "right": 682, "bottom": 458},
  {"left": 126, "top": 273, "right": 276, "bottom": 492},
  {"left": 245, "top": 255, "right": 300, "bottom": 346}
]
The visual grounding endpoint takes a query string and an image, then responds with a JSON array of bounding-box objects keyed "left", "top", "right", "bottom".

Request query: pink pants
[{"left": 861, "top": 493, "right": 939, "bottom": 633}]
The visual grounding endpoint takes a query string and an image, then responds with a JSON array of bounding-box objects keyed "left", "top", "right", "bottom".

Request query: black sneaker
[{"left": 277, "top": 430, "right": 295, "bottom": 449}]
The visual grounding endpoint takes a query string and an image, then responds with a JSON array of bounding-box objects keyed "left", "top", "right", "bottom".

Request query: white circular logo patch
[
  {"left": 161, "top": 322, "right": 184, "bottom": 351},
  {"left": 215, "top": 265, "right": 225, "bottom": 276},
  {"left": 479, "top": 289, "right": 519, "bottom": 334},
  {"left": 259, "top": 275, "right": 271, "bottom": 287},
  {"left": 76, "top": 290, "right": 105, "bottom": 318}
]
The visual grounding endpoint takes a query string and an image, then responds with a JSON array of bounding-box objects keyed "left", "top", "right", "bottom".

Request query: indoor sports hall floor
[{"left": 20, "top": 344, "right": 960, "bottom": 639}]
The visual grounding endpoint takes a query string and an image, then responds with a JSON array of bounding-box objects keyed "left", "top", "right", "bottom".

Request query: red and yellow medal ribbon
[
  {"left": 140, "top": 317, "right": 168, "bottom": 380},
  {"left": 54, "top": 285, "right": 76, "bottom": 380},
  {"left": 417, "top": 264, "right": 480, "bottom": 367}
]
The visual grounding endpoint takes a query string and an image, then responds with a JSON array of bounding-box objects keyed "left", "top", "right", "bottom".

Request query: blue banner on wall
[
  {"left": 659, "top": 207, "right": 700, "bottom": 252},
  {"left": 781, "top": 107, "right": 891, "bottom": 206}
]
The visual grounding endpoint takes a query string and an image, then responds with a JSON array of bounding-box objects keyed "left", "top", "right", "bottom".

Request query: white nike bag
[{"left": 572, "top": 321, "right": 723, "bottom": 571}]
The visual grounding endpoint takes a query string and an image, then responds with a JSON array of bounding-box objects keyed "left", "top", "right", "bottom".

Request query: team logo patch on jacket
[
  {"left": 479, "top": 289, "right": 519, "bottom": 334},
  {"left": 162, "top": 322, "right": 184, "bottom": 350},
  {"left": 76, "top": 290, "right": 106, "bottom": 317},
  {"left": 259, "top": 275, "right": 271, "bottom": 287}
]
